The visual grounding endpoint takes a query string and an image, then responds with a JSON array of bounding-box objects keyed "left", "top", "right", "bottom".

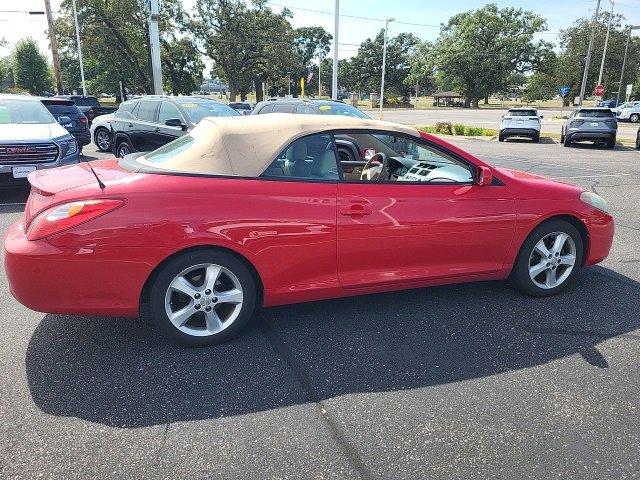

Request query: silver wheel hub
[
  {"left": 528, "top": 232, "right": 577, "bottom": 289},
  {"left": 96, "top": 130, "right": 110, "bottom": 149},
  {"left": 164, "top": 263, "right": 243, "bottom": 337}
]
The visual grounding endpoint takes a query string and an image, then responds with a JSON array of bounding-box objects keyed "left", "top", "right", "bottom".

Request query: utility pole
[
  {"left": 147, "top": 0, "right": 163, "bottom": 95},
  {"left": 597, "top": 0, "right": 615, "bottom": 89},
  {"left": 44, "top": 0, "right": 63, "bottom": 94},
  {"left": 332, "top": 0, "right": 339, "bottom": 100},
  {"left": 579, "top": 0, "right": 602, "bottom": 104},
  {"left": 318, "top": 56, "right": 322, "bottom": 98},
  {"left": 379, "top": 18, "right": 395, "bottom": 120},
  {"left": 71, "top": 0, "right": 87, "bottom": 96},
  {"left": 616, "top": 26, "right": 639, "bottom": 104}
]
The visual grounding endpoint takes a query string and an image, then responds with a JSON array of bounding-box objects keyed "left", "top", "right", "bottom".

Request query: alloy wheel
[
  {"left": 96, "top": 130, "right": 111, "bottom": 151},
  {"left": 117, "top": 144, "right": 130, "bottom": 158},
  {"left": 528, "top": 232, "right": 577, "bottom": 289},
  {"left": 164, "top": 263, "right": 244, "bottom": 337}
]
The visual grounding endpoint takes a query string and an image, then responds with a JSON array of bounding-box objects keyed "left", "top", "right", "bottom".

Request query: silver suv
[
  {"left": 0, "top": 94, "right": 79, "bottom": 187},
  {"left": 561, "top": 108, "right": 617, "bottom": 149}
]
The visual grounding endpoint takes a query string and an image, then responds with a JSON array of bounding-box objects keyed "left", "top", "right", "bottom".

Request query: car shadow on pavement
[{"left": 25, "top": 266, "right": 640, "bottom": 428}]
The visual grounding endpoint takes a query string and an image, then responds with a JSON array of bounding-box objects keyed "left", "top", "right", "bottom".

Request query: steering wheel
[{"left": 360, "top": 152, "right": 389, "bottom": 181}]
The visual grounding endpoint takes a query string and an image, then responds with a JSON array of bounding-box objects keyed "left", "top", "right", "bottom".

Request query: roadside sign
[
  {"left": 626, "top": 83, "right": 633, "bottom": 100},
  {"left": 594, "top": 84, "right": 605, "bottom": 97},
  {"left": 558, "top": 85, "right": 570, "bottom": 97}
]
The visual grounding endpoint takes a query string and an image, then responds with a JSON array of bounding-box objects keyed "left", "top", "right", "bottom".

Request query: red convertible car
[{"left": 4, "top": 115, "right": 614, "bottom": 346}]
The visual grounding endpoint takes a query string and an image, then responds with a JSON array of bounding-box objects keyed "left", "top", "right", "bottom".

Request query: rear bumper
[
  {"left": 500, "top": 128, "right": 539, "bottom": 137},
  {"left": 3, "top": 220, "right": 165, "bottom": 317},
  {"left": 569, "top": 131, "right": 616, "bottom": 141}
]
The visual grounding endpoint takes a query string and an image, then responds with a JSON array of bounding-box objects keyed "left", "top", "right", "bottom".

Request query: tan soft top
[{"left": 134, "top": 113, "right": 420, "bottom": 177}]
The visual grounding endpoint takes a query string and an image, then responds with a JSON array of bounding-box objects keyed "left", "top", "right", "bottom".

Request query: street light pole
[
  {"left": 332, "top": 0, "right": 339, "bottom": 100},
  {"left": 597, "top": 0, "right": 615, "bottom": 89},
  {"left": 616, "top": 26, "right": 640, "bottom": 105},
  {"left": 43, "top": 0, "right": 63, "bottom": 94},
  {"left": 318, "top": 56, "right": 322, "bottom": 98},
  {"left": 379, "top": 18, "right": 395, "bottom": 120},
  {"left": 579, "top": 0, "right": 602, "bottom": 104},
  {"left": 147, "top": 0, "right": 163, "bottom": 95},
  {"left": 71, "top": 0, "right": 87, "bottom": 96}
]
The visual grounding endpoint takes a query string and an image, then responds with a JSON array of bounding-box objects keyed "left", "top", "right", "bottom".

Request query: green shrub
[
  {"left": 453, "top": 123, "right": 465, "bottom": 135},
  {"left": 464, "top": 126, "right": 484, "bottom": 136},
  {"left": 435, "top": 121, "right": 453, "bottom": 135}
]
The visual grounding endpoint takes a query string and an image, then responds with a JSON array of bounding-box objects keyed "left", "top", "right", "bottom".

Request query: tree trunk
[
  {"left": 255, "top": 80, "right": 264, "bottom": 103},
  {"left": 240, "top": 92, "right": 247, "bottom": 101},
  {"left": 464, "top": 97, "right": 472, "bottom": 108},
  {"left": 229, "top": 84, "right": 236, "bottom": 102},
  {"left": 484, "top": 95, "right": 489, "bottom": 104},
  {"left": 471, "top": 98, "right": 479, "bottom": 108}
]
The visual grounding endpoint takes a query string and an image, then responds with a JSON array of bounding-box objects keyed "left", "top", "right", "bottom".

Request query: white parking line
[{"left": 552, "top": 174, "right": 632, "bottom": 179}]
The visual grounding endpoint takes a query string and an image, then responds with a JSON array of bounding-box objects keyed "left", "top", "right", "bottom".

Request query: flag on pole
[{"left": 300, "top": 77, "right": 305, "bottom": 97}]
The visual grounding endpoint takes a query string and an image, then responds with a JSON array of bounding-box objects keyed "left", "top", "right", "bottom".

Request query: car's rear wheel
[
  {"left": 636, "top": 131, "right": 640, "bottom": 150},
  {"left": 630, "top": 113, "right": 639, "bottom": 123},
  {"left": 606, "top": 137, "right": 616, "bottom": 149},
  {"left": 116, "top": 139, "right": 134, "bottom": 158},
  {"left": 149, "top": 250, "right": 257, "bottom": 346},
  {"left": 94, "top": 127, "right": 112, "bottom": 152},
  {"left": 533, "top": 133, "right": 540, "bottom": 143},
  {"left": 498, "top": 133, "right": 505, "bottom": 142},
  {"left": 510, "top": 219, "right": 583, "bottom": 297}
]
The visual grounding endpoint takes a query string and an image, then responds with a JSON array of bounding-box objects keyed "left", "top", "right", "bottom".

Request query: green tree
[
  {"left": 349, "top": 30, "right": 419, "bottom": 96},
  {"left": 11, "top": 38, "right": 53, "bottom": 95},
  {"left": 55, "top": 0, "right": 189, "bottom": 98},
  {"left": 162, "top": 38, "right": 204, "bottom": 95},
  {"left": 432, "top": 4, "right": 549, "bottom": 107},
  {"left": 555, "top": 12, "right": 639, "bottom": 103},
  {"left": 405, "top": 41, "right": 436, "bottom": 96}
]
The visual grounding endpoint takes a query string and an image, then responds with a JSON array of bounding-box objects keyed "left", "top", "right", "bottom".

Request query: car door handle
[
  {"left": 340, "top": 204, "right": 372, "bottom": 216},
  {"left": 154, "top": 127, "right": 160, "bottom": 132},
  {"left": 126, "top": 123, "right": 133, "bottom": 127}
]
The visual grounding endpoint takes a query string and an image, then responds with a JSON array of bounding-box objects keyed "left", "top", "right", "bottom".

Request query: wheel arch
[
  {"left": 521, "top": 214, "right": 590, "bottom": 266},
  {"left": 112, "top": 132, "right": 132, "bottom": 152},
  {"left": 139, "top": 244, "right": 265, "bottom": 313}
]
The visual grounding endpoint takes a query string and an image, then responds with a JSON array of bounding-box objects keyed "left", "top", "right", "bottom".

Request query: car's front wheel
[
  {"left": 510, "top": 219, "right": 583, "bottom": 297},
  {"left": 149, "top": 249, "right": 257, "bottom": 346},
  {"left": 94, "top": 127, "right": 112, "bottom": 152},
  {"left": 636, "top": 130, "right": 640, "bottom": 150},
  {"left": 563, "top": 134, "right": 572, "bottom": 147}
]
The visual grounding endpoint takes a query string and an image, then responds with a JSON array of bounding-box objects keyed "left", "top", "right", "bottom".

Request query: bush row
[{"left": 419, "top": 122, "right": 496, "bottom": 137}]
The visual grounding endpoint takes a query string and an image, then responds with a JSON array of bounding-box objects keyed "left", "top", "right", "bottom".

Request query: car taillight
[
  {"left": 570, "top": 120, "right": 585, "bottom": 128},
  {"left": 26, "top": 199, "right": 125, "bottom": 240},
  {"left": 79, "top": 115, "right": 88, "bottom": 125}
]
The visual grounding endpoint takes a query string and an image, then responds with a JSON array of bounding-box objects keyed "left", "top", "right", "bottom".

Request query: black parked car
[
  {"left": 40, "top": 98, "right": 91, "bottom": 153},
  {"left": 53, "top": 95, "right": 117, "bottom": 124},
  {"left": 110, "top": 95, "right": 239, "bottom": 158}
]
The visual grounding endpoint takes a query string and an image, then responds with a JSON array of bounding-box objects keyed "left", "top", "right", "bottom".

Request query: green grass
[{"left": 418, "top": 124, "right": 497, "bottom": 137}]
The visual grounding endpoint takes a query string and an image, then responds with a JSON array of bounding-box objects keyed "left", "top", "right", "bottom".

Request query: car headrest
[
  {"left": 285, "top": 140, "right": 307, "bottom": 162},
  {"left": 311, "top": 150, "right": 338, "bottom": 178}
]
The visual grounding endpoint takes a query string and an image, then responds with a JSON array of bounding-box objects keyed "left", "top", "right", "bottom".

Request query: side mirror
[
  {"left": 540, "top": 115, "right": 544, "bottom": 119},
  {"left": 165, "top": 118, "right": 186, "bottom": 130},
  {"left": 57, "top": 116, "right": 72, "bottom": 126},
  {"left": 477, "top": 166, "right": 493, "bottom": 186}
]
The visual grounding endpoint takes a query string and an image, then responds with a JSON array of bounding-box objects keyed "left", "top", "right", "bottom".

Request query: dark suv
[
  {"left": 40, "top": 98, "right": 91, "bottom": 153},
  {"left": 110, "top": 95, "right": 239, "bottom": 157},
  {"left": 252, "top": 98, "right": 369, "bottom": 118}
]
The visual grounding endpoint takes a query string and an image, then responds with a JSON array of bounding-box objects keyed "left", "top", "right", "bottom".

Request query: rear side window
[
  {"left": 576, "top": 109, "right": 614, "bottom": 118},
  {"left": 261, "top": 133, "right": 340, "bottom": 181},
  {"left": 256, "top": 104, "right": 273, "bottom": 114},
  {"left": 271, "top": 103, "right": 296, "bottom": 113},
  {"left": 296, "top": 104, "right": 315, "bottom": 114},
  {"left": 137, "top": 101, "right": 158, "bottom": 122},
  {"left": 118, "top": 101, "right": 138, "bottom": 114}
]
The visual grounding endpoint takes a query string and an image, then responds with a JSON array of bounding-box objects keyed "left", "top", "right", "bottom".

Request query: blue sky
[{"left": 4, "top": 0, "right": 640, "bottom": 61}]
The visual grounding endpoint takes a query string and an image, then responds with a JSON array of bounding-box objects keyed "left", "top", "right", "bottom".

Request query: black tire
[
  {"left": 498, "top": 134, "right": 505, "bottom": 142},
  {"left": 510, "top": 219, "right": 583, "bottom": 297},
  {"left": 631, "top": 113, "right": 639, "bottom": 123},
  {"left": 606, "top": 137, "right": 616, "bottom": 149},
  {"left": 94, "top": 127, "right": 112, "bottom": 152},
  {"left": 560, "top": 132, "right": 565, "bottom": 143},
  {"left": 636, "top": 132, "right": 640, "bottom": 150},
  {"left": 148, "top": 249, "right": 258, "bottom": 346},
  {"left": 116, "top": 138, "right": 134, "bottom": 158},
  {"left": 533, "top": 134, "right": 540, "bottom": 143},
  {"left": 563, "top": 134, "right": 572, "bottom": 147}
]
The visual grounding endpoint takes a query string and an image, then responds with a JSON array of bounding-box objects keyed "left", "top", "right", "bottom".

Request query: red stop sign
[{"left": 594, "top": 84, "right": 605, "bottom": 96}]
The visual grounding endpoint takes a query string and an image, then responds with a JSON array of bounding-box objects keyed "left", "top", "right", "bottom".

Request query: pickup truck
[{"left": 51, "top": 95, "right": 117, "bottom": 125}]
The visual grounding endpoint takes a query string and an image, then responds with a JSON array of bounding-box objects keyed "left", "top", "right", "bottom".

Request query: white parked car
[
  {"left": 89, "top": 112, "right": 114, "bottom": 152},
  {"left": 499, "top": 108, "right": 543, "bottom": 142},
  {"left": 614, "top": 101, "right": 640, "bottom": 122}
]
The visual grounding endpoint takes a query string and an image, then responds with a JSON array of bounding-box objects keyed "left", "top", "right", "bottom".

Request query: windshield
[
  {"left": 507, "top": 109, "right": 536, "bottom": 116},
  {"left": 41, "top": 101, "right": 80, "bottom": 115},
  {"left": 0, "top": 99, "right": 55, "bottom": 124},
  {"left": 313, "top": 102, "right": 369, "bottom": 118},
  {"left": 229, "top": 103, "right": 251, "bottom": 110},
  {"left": 177, "top": 100, "right": 240, "bottom": 123},
  {"left": 576, "top": 109, "right": 614, "bottom": 118}
]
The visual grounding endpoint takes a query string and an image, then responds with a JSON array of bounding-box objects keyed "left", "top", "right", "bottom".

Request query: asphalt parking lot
[{"left": 1, "top": 140, "right": 639, "bottom": 479}]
